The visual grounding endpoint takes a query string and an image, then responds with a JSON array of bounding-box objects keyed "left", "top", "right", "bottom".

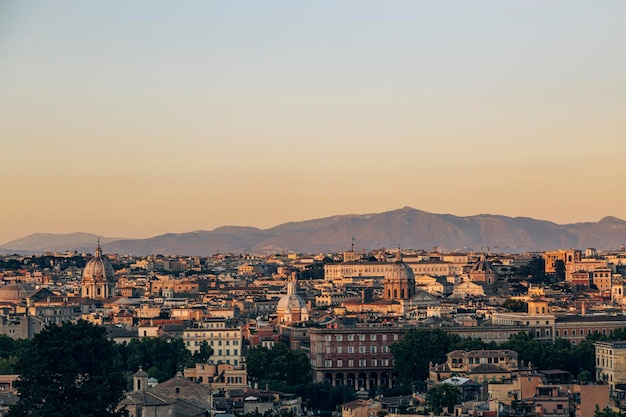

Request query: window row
[
  {"left": 323, "top": 358, "right": 391, "bottom": 368},
  {"left": 323, "top": 334, "right": 400, "bottom": 342},
  {"left": 325, "top": 345, "right": 389, "bottom": 354}
]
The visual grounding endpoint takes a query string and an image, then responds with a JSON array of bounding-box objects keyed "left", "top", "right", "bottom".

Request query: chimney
[{"left": 581, "top": 301, "right": 586, "bottom": 316}]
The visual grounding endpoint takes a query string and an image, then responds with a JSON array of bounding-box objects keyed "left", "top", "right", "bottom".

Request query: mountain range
[{"left": 2, "top": 207, "right": 626, "bottom": 256}]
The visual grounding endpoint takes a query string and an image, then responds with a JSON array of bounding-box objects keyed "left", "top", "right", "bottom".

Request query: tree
[
  {"left": 501, "top": 332, "right": 544, "bottom": 369},
  {"left": 0, "top": 335, "right": 29, "bottom": 374},
  {"left": 191, "top": 340, "right": 214, "bottom": 365},
  {"left": 517, "top": 257, "right": 546, "bottom": 282},
  {"left": 8, "top": 320, "right": 127, "bottom": 417},
  {"left": 246, "top": 343, "right": 312, "bottom": 386},
  {"left": 116, "top": 337, "right": 193, "bottom": 383},
  {"left": 425, "top": 383, "right": 462, "bottom": 415},
  {"left": 595, "top": 405, "right": 625, "bottom": 417},
  {"left": 554, "top": 260, "right": 566, "bottom": 281},
  {"left": 391, "top": 329, "right": 456, "bottom": 384}
]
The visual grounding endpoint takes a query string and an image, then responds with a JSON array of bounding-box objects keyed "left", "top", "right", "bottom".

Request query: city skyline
[{"left": 1, "top": 1, "right": 625, "bottom": 244}]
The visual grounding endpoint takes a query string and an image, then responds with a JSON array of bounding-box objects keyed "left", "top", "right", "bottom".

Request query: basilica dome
[
  {"left": 276, "top": 273, "right": 309, "bottom": 323},
  {"left": 82, "top": 243, "right": 115, "bottom": 284},
  {"left": 277, "top": 289, "right": 307, "bottom": 311}
]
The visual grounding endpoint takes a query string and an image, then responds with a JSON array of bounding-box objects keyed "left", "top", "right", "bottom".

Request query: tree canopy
[
  {"left": 8, "top": 320, "right": 127, "bottom": 417},
  {"left": 426, "top": 383, "right": 462, "bottom": 415},
  {"left": 246, "top": 342, "right": 312, "bottom": 386}
]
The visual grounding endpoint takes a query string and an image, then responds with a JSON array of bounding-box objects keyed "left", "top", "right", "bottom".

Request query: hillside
[{"left": 2, "top": 207, "right": 625, "bottom": 255}]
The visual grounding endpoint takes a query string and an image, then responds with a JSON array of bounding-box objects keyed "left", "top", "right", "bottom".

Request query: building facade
[{"left": 309, "top": 326, "right": 404, "bottom": 390}]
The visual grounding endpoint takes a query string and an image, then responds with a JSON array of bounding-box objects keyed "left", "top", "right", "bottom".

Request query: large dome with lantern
[
  {"left": 82, "top": 243, "right": 115, "bottom": 283},
  {"left": 81, "top": 242, "right": 116, "bottom": 299}
]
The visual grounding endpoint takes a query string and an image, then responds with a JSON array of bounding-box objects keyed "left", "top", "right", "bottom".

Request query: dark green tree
[
  {"left": 294, "top": 383, "right": 355, "bottom": 412},
  {"left": 517, "top": 257, "right": 546, "bottom": 282},
  {"left": 116, "top": 337, "right": 193, "bottom": 383},
  {"left": 8, "top": 320, "right": 127, "bottom": 417},
  {"left": 501, "top": 332, "right": 544, "bottom": 369},
  {"left": 246, "top": 343, "right": 312, "bottom": 386},
  {"left": 390, "top": 329, "right": 455, "bottom": 384},
  {"left": 191, "top": 340, "right": 214, "bottom": 365},
  {"left": 595, "top": 405, "right": 624, "bottom": 417},
  {"left": 425, "top": 383, "right": 462, "bottom": 415},
  {"left": 0, "top": 335, "right": 29, "bottom": 374},
  {"left": 554, "top": 260, "right": 566, "bottom": 281}
]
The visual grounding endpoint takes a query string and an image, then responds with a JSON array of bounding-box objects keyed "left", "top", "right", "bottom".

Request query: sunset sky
[{"left": 1, "top": 1, "right": 625, "bottom": 245}]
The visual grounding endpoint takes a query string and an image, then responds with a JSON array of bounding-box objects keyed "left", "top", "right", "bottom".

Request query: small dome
[
  {"left": 471, "top": 258, "right": 495, "bottom": 273},
  {"left": 82, "top": 243, "right": 115, "bottom": 284},
  {"left": 0, "top": 282, "right": 36, "bottom": 302},
  {"left": 277, "top": 292, "right": 307, "bottom": 310},
  {"left": 276, "top": 274, "right": 309, "bottom": 323}
]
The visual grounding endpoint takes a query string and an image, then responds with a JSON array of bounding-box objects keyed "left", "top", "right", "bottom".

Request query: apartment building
[
  {"left": 595, "top": 340, "right": 626, "bottom": 392},
  {"left": 309, "top": 326, "right": 404, "bottom": 390},
  {"left": 183, "top": 318, "right": 243, "bottom": 366}
]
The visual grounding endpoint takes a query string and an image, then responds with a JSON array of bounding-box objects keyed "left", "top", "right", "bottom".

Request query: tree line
[{"left": 390, "top": 327, "right": 624, "bottom": 388}]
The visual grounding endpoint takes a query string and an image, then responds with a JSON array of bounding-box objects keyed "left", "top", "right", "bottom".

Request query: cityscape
[
  {"left": 1, "top": 233, "right": 626, "bottom": 416},
  {"left": 1, "top": 2, "right": 625, "bottom": 417}
]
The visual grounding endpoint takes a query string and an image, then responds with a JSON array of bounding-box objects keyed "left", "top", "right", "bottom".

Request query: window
[
  {"left": 337, "top": 346, "right": 343, "bottom": 353},
  {"left": 326, "top": 347, "right": 331, "bottom": 354},
  {"left": 359, "top": 346, "right": 366, "bottom": 353},
  {"left": 370, "top": 334, "right": 377, "bottom": 341},
  {"left": 371, "top": 359, "right": 377, "bottom": 367},
  {"left": 324, "top": 360, "right": 332, "bottom": 367},
  {"left": 337, "top": 335, "right": 343, "bottom": 342},
  {"left": 359, "top": 334, "right": 366, "bottom": 341},
  {"left": 348, "top": 346, "right": 354, "bottom": 353},
  {"left": 382, "top": 359, "right": 389, "bottom": 366},
  {"left": 337, "top": 359, "right": 343, "bottom": 367},
  {"left": 382, "top": 335, "right": 387, "bottom": 341},
  {"left": 348, "top": 334, "right": 354, "bottom": 341},
  {"left": 381, "top": 346, "right": 388, "bottom": 353},
  {"left": 325, "top": 335, "right": 332, "bottom": 342},
  {"left": 370, "top": 346, "right": 377, "bottom": 353},
  {"left": 348, "top": 360, "right": 354, "bottom": 367},
  {"left": 359, "top": 359, "right": 366, "bottom": 367}
]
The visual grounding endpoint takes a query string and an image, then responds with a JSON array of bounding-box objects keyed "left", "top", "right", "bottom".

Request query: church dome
[
  {"left": 276, "top": 273, "right": 308, "bottom": 323},
  {"left": 0, "top": 282, "right": 36, "bottom": 302},
  {"left": 82, "top": 243, "right": 115, "bottom": 284},
  {"left": 471, "top": 257, "right": 495, "bottom": 273},
  {"left": 277, "top": 291, "right": 307, "bottom": 311}
]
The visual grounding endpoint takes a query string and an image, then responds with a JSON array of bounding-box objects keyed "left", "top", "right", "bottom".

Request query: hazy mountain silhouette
[{"left": 2, "top": 207, "right": 625, "bottom": 255}]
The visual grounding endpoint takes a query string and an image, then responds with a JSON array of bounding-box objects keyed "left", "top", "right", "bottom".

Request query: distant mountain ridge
[{"left": 2, "top": 207, "right": 625, "bottom": 256}]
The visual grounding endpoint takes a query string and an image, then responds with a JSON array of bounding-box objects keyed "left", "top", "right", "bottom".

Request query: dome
[
  {"left": 276, "top": 274, "right": 309, "bottom": 323},
  {"left": 82, "top": 243, "right": 115, "bottom": 284},
  {"left": 277, "top": 292, "right": 307, "bottom": 311},
  {"left": 0, "top": 282, "right": 36, "bottom": 302},
  {"left": 471, "top": 257, "right": 495, "bottom": 273}
]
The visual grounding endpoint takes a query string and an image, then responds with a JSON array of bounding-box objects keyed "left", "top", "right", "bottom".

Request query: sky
[{"left": 0, "top": 1, "right": 625, "bottom": 245}]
